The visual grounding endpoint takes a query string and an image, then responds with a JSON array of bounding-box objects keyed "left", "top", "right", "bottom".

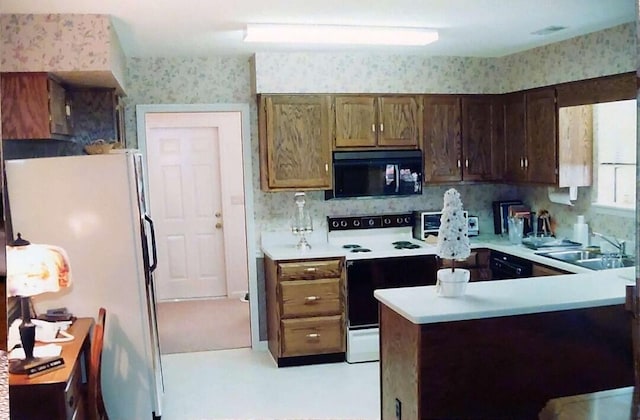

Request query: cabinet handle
[
  {"left": 520, "top": 158, "right": 524, "bottom": 168},
  {"left": 65, "top": 104, "right": 72, "bottom": 117},
  {"left": 305, "top": 267, "right": 317, "bottom": 272},
  {"left": 465, "top": 159, "right": 469, "bottom": 168},
  {"left": 325, "top": 163, "right": 328, "bottom": 172},
  {"left": 306, "top": 333, "right": 320, "bottom": 340},
  {"left": 524, "top": 158, "right": 529, "bottom": 168},
  {"left": 305, "top": 296, "right": 321, "bottom": 303},
  {"left": 379, "top": 123, "right": 384, "bottom": 132},
  {"left": 371, "top": 124, "right": 376, "bottom": 132},
  {"left": 457, "top": 159, "right": 461, "bottom": 168}
]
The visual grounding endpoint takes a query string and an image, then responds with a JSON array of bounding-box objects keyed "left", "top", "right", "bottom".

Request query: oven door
[{"left": 346, "top": 255, "right": 437, "bottom": 328}]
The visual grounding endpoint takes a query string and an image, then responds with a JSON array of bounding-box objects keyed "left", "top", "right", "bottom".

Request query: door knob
[{"left": 215, "top": 222, "right": 223, "bottom": 229}]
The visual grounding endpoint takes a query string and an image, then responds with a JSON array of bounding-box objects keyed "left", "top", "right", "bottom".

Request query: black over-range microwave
[{"left": 325, "top": 149, "right": 423, "bottom": 199}]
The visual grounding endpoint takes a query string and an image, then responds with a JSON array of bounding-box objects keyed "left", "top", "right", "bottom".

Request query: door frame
[{"left": 135, "top": 103, "right": 259, "bottom": 348}]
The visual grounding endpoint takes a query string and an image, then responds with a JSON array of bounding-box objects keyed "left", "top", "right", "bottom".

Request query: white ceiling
[{"left": 0, "top": 0, "right": 635, "bottom": 58}]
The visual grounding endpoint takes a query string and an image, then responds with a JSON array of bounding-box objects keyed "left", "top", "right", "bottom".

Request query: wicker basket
[{"left": 84, "top": 140, "right": 115, "bottom": 155}]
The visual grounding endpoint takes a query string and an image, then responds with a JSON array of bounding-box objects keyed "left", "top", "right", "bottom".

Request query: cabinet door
[
  {"left": 377, "top": 96, "right": 420, "bottom": 147},
  {"left": 526, "top": 88, "right": 558, "bottom": 184},
  {"left": 334, "top": 96, "right": 377, "bottom": 147},
  {"left": 259, "top": 95, "right": 332, "bottom": 190},
  {"left": 503, "top": 93, "right": 527, "bottom": 182},
  {"left": 423, "top": 95, "right": 462, "bottom": 183},
  {"left": 1, "top": 73, "right": 50, "bottom": 139},
  {"left": 461, "top": 96, "right": 497, "bottom": 181},
  {"left": 48, "top": 78, "right": 72, "bottom": 136}
]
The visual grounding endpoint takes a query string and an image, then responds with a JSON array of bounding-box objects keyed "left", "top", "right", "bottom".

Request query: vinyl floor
[{"left": 160, "top": 347, "right": 381, "bottom": 420}]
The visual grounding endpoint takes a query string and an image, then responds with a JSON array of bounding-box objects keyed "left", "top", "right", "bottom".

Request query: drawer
[
  {"left": 64, "top": 360, "right": 83, "bottom": 420},
  {"left": 278, "top": 259, "right": 342, "bottom": 280},
  {"left": 279, "top": 278, "right": 342, "bottom": 318},
  {"left": 281, "top": 315, "right": 345, "bottom": 357}
]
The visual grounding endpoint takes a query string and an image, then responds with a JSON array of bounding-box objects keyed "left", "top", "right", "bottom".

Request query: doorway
[{"left": 136, "top": 104, "right": 258, "bottom": 353}]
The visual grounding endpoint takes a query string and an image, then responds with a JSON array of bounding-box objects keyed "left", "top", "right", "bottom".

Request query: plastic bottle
[{"left": 573, "top": 215, "right": 589, "bottom": 246}]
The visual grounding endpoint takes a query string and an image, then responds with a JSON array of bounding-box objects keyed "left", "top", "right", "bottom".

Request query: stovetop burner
[
  {"left": 351, "top": 248, "right": 372, "bottom": 253},
  {"left": 392, "top": 240, "right": 422, "bottom": 250},
  {"left": 342, "top": 244, "right": 362, "bottom": 249}
]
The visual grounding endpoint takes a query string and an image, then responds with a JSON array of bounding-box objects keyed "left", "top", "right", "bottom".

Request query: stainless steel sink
[{"left": 536, "top": 249, "right": 635, "bottom": 270}]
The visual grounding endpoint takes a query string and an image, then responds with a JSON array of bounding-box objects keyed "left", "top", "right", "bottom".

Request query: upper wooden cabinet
[
  {"left": 423, "top": 95, "right": 462, "bottom": 182},
  {"left": 258, "top": 95, "right": 332, "bottom": 191},
  {"left": 525, "top": 88, "right": 558, "bottom": 185},
  {"left": 461, "top": 96, "right": 503, "bottom": 181},
  {"left": 1, "top": 72, "right": 73, "bottom": 140},
  {"left": 334, "top": 95, "right": 421, "bottom": 149},
  {"left": 503, "top": 93, "right": 527, "bottom": 182},
  {"left": 503, "top": 88, "right": 559, "bottom": 184},
  {"left": 503, "top": 87, "right": 593, "bottom": 187},
  {"left": 423, "top": 95, "right": 501, "bottom": 183}
]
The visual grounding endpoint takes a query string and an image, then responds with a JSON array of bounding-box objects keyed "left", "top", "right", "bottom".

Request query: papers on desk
[{"left": 9, "top": 343, "right": 62, "bottom": 360}]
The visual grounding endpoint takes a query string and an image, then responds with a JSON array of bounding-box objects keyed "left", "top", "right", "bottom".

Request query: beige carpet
[{"left": 157, "top": 298, "right": 251, "bottom": 354}]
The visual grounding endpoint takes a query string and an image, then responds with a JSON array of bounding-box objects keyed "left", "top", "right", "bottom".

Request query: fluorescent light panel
[{"left": 244, "top": 24, "right": 439, "bottom": 46}]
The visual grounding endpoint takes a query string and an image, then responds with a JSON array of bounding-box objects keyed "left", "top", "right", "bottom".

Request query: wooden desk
[{"left": 10, "top": 318, "right": 93, "bottom": 420}]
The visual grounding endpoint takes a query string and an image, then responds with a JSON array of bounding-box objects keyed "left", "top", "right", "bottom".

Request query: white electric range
[{"left": 327, "top": 212, "right": 437, "bottom": 363}]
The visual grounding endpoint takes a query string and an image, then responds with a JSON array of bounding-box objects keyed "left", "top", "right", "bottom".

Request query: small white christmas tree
[{"left": 436, "top": 188, "right": 471, "bottom": 271}]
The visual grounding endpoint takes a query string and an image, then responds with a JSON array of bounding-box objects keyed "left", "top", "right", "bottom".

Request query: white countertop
[
  {"left": 262, "top": 231, "right": 637, "bottom": 325},
  {"left": 374, "top": 269, "right": 635, "bottom": 325}
]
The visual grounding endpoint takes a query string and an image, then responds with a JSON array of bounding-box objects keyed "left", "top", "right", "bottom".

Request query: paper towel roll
[
  {"left": 573, "top": 223, "right": 589, "bottom": 246},
  {"left": 547, "top": 187, "right": 577, "bottom": 206}
]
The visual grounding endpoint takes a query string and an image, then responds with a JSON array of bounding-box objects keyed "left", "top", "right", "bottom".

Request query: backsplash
[
  {"left": 258, "top": 184, "right": 519, "bottom": 239},
  {"left": 518, "top": 185, "right": 636, "bottom": 254}
]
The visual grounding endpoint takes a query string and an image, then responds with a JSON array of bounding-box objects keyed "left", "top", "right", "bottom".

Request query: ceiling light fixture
[{"left": 243, "top": 24, "right": 439, "bottom": 46}]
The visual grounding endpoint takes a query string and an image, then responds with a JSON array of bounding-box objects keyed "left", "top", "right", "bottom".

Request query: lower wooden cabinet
[
  {"left": 438, "top": 248, "right": 492, "bottom": 281},
  {"left": 265, "top": 256, "right": 346, "bottom": 366},
  {"left": 532, "top": 263, "right": 571, "bottom": 277}
]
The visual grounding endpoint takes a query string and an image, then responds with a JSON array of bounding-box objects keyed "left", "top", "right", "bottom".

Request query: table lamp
[{"left": 6, "top": 233, "right": 72, "bottom": 374}]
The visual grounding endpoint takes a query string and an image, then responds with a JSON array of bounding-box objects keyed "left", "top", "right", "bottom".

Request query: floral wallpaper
[
  {"left": 497, "top": 23, "right": 636, "bottom": 92},
  {"left": 1, "top": 14, "right": 112, "bottom": 72},
  {"left": 253, "top": 53, "right": 497, "bottom": 94}
]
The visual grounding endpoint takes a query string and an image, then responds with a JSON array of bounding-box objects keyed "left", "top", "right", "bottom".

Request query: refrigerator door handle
[{"left": 144, "top": 214, "right": 158, "bottom": 273}]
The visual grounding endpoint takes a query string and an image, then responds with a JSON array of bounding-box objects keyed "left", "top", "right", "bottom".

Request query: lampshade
[{"left": 6, "top": 234, "right": 72, "bottom": 298}]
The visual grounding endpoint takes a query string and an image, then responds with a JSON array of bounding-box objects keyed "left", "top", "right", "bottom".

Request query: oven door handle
[
  {"left": 491, "top": 258, "right": 526, "bottom": 276},
  {"left": 394, "top": 164, "right": 399, "bottom": 193}
]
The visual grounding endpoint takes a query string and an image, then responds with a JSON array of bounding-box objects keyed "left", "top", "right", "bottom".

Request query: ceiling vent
[{"left": 531, "top": 26, "right": 568, "bottom": 36}]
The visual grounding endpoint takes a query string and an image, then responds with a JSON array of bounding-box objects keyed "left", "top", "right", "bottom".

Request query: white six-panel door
[{"left": 144, "top": 112, "right": 248, "bottom": 301}]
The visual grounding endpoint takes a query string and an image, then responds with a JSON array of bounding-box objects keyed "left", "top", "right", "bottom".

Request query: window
[{"left": 593, "top": 99, "right": 637, "bottom": 209}]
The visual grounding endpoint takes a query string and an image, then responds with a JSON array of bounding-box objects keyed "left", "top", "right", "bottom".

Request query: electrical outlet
[{"left": 395, "top": 398, "right": 402, "bottom": 420}]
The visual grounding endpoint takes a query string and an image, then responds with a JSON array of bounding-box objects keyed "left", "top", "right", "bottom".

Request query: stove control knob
[
  {"left": 404, "top": 216, "right": 411, "bottom": 224},
  {"left": 384, "top": 218, "right": 391, "bottom": 225},
  {"left": 396, "top": 217, "right": 403, "bottom": 224},
  {"left": 353, "top": 220, "right": 361, "bottom": 227},
  {"left": 332, "top": 221, "right": 339, "bottom": 228},
  {"left": 340, "top": 220, "right": 348, "bottom": 228},
  {"left": 368, "top": 219, "right": 375, "bottom": 227}
]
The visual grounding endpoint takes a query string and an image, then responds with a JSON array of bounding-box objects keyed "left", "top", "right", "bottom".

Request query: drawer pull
[
  {"left": 305, "top": 267, "right": 317, "bottom": 272},
  {"left": 305, "top": 296, "right": 321, "bottom": 303},
  {"left": 68, "top": 395, "right": 74, "bottom": 407},
  {"left": 306, "top": 333, "right": 320, "bottom": 340}
]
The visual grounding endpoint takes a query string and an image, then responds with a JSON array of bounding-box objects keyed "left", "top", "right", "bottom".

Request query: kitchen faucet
[{"left": 592, "top": 232, "right": 626, "bottom": 256}]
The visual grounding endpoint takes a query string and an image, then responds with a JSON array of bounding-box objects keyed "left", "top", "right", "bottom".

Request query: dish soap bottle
[{"left": 573, "top": 215, "right": 589, "bottom": 246}]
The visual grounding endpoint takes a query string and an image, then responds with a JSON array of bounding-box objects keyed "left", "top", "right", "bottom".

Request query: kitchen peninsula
[{"left": 375, "top": 268, "right": 634, "bottom": 419}]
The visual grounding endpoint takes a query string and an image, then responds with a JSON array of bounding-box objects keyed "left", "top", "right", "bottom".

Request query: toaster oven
[{"left": 413, "top": 210, "right": 477, "bottom": 240}]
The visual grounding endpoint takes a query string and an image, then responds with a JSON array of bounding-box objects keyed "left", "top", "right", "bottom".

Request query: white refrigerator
[{"left": 5, "top": 151, "right": 164, "bottom": 419}]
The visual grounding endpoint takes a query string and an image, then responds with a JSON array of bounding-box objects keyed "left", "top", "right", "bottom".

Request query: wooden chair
[{"left": 88, "top": 307, "right": 109, "bottom": 420}]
